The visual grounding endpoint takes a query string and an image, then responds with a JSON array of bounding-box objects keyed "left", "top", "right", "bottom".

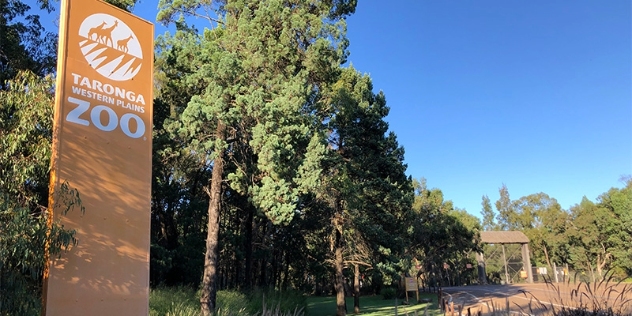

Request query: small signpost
[{"left": 404, "top": 277, "right": 419, "bottom": 303}]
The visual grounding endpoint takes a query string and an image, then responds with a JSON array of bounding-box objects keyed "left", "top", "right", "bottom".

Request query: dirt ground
[{"left": 441, "top": 282, "right": 632, "bottom": 315}]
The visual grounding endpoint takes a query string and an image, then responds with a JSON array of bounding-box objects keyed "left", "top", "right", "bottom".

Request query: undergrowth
[
  {"left": 478, "top": 271, "right": 632, "bottom": 316},
  {"left": 149, "top": 286, "right": 306, "bottom": 316}
]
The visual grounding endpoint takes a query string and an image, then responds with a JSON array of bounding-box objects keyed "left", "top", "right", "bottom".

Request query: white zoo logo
[
  {"left": 66, "top": 97, "right": 146, "bottom": 138},
  {"left": 78, "top": 14, "right": 143, "bottom": 81}
]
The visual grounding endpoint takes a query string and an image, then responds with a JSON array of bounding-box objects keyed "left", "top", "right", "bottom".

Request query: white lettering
[
  {"left": 70, "top": 74, "right": 146, "bottom": 109},
  {"left": 120, "top": 113, "right": 145, "bottom": 138},
  {"left": 136, "top": 94, "right": 145, "bottom": 105},
  {"left": 72, "top": 73, "right": 81, "bottom": 85},
  {"left": 65, "top": 98, "right": 146, "bottom": 138},
  {"left": 90, "top": 105, "right": 118, "bottom": 132},
  {"left": 66, "top": 97, "right": 90, "bottom": 126},
  {"left": 115, "top": 87, "right": 125, "bottom": 99},
  {"left": 80, "top": 76, "right": 91, "bottom": 89},
  {"left": 93, "top": 80, "right": 103, "bottom": 92},
  {"left": 103, "top": 84, "right": 114, "bottom": 95}
]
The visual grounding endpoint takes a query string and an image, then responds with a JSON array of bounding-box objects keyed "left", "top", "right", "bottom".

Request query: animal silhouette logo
[{"left": 78, "top": 14, "right": 142, "bottom": 81}]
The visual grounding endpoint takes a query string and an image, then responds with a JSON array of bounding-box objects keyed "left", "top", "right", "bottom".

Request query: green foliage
[
  {"left": 380, "top": 287, "right": 397, "bottom": 300},
  {"left": 150, "top": 286, "right": 201, "bottom": 316},
  {"left": 154, "top": 1, "right": 359, "bottom": 312},
  {"left": 481, "top": 195, "right": 497, "bottom": 231},
  {"left": 0, "top": 71, "right": 81, "bottom": 315},
  {"left": 149, "top": 287, "right": 307, "bottom": 316},
  {"left": 242, "top": 289, "right": 306, "bottom": 315},
  {"left": 410, "top": 178, "right": 480, "bottom": 287},
  {"left": 0, "top": 199, "right": 77, "bottom": 315},
  {"left": 567, "top": 179, "right": 632, "bottom": 280},
  {"left": 157, "top": 0, "right": 355, "bottom": 226},
  {"left": 491, "top": 185, "right": 570, "bottom": 269},
  {"left": 323, "top": 66, "right": 414, "bottom": 269},
  {"left": 0, "top": 0, "right": 57, "bottom": 88}
]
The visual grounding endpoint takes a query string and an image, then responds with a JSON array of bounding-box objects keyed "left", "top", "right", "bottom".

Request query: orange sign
[{"left": 44, "top": 0, "right": 153, "bottom": 315}]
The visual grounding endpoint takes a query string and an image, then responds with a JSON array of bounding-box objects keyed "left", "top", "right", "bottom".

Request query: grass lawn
[{"left": 306, "top": 293, "right": 442, "bottom": 316}]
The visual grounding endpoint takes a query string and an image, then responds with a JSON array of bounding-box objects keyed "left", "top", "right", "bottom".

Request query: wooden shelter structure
[{"left": 477, "top": 231, "right": 533, "bottom": 284}]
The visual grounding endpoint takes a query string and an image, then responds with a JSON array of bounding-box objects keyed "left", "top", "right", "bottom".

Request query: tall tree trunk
[
  {"left": 335, "top": 229, "right": 346, "bottom": 316},
  {"left": 200, "top": 122, "right": 226, "bottom": 316},
  {"left": 244, "top": 205, "right": 254, "bottom": 289},
  {"left": 353, "top": 264, "right": 360, "bottom": 314},
  {"left": 542, "top": 242, "right": 552, "bottom": 269},
  {"left": 282, "top": 250, "right": 290, "bottom": 291}
]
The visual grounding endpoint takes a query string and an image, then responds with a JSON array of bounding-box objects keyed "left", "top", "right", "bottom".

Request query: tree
[
  {"left": 597, "top": 178, "right": 632, "bottom": 275},
  {"left": 0, "top": 0, "right": 56, "bottom": 88},
  {"left": 155, "top": 1, "right": 356, "bottom": 314},
  {"left": 150, "top": 30, "right": 210, "bottom": 287},
  {"left": 495, "top": 184, "right": 514, "bottom": 230},
  {"left": 0, "top": 0, "right": 134, "bottom": 88},
  {"left": 410, "top": 179, "right": 479, "bottom": 287},
  {"left": 0, "top": 71, "right": 79, "bottom": 315},
  {"left": 568, "top": 179, "right": 632, "bottom": 280},
  {"left": 481, "top": 195, "right": 496, "bottom": 231},
  {"left": 317, "top": 67, "right": 413, "bottom": 315},
  {"left": 510, "top": 193, "right": 568, "bottom": 269}
]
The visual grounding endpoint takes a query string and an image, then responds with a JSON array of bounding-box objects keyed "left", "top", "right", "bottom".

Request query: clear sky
[
  {"left": 342, "top": 1, "right": 631, "bottom": 217},
  {"left": 32, "top": 0, "right": 631, "bottom": 218}
]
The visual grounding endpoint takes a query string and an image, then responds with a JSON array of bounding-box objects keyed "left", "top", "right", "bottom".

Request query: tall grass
[
  {"left": 149, "top": 287, "right": 307, "bottom": 316},
  {"left": 529, "top": 272, "right": 632, "bottom": 316},
  {"left": 479, "top": 271, "right": 632, "bottom": 316}
]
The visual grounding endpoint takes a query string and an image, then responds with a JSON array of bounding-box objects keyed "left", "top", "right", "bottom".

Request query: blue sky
[
  {"left": 342, "top": 1, "right": 631, "bottom": 217},
  {"left": 33, "top": 0, "right": 631, "bottom": 218}
]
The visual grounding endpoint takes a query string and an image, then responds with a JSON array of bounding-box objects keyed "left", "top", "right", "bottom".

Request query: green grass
[
  {"left": 150, "top": 287, "right": 442, "bottom": 316},
  {"left": 306, "top": 293, "right": 442, "bottom": 316},
  {"left": 150, "top": 286, "right": 200, "bottom": 316},
  {"left": 150, "top": 287, "right": 307, "bottom": 316}
]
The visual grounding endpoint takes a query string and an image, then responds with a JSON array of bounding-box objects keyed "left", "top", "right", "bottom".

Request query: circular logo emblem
[{"left": 78, "top": 14, "right": 142, "bottom": 81}]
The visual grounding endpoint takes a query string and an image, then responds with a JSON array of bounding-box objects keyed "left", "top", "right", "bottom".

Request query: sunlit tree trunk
[
  {"left": 353, "top": 264, "right": 360, "bottom": 314},
  {"left": 200, "top": 122, "right": 226, "bottom": 316}
]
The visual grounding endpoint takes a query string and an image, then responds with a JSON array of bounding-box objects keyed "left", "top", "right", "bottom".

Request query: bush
[
  {"left": 150, "top": 286, "right": 199, "bottom": 316},
  {"left": 244, "top": 288, "right": 306, "bottom": 315},
  {"left": 381, "top": 287, "right": 397, "bottom": 300},
  {"left": 150, "top": 287, "right": 307, "bottom": 316}
]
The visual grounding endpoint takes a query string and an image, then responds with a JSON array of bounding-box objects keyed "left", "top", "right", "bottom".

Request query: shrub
[
  {"left": 244, "top": 288, "right": 306, "bottom": 315},
  {"left": 150, "top": 286, "right": 199, "bottom": 316},
  {"left": 381, "top": 287, "right": 397, "bottom": 300},
  {"left": 150, "top": 287, "right": 307, "bottom": 316}
]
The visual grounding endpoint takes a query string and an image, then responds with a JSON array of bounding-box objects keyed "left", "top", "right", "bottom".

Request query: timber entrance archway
[{"left": 477, "top": 231, "right": 533, "bottom": 284}]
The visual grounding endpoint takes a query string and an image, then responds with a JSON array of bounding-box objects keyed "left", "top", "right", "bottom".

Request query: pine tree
[{"left": 156, "top": 1, "right": 356, "bottom": 313}]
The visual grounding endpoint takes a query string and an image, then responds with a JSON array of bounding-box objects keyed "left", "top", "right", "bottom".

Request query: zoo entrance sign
[{"left": 44, "top": 0, "right": 153, "bottom": 315}]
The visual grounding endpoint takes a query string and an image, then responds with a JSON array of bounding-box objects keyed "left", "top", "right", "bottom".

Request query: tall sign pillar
[{"left": 44, "top": 0, "right": 153, "bottom": 314}]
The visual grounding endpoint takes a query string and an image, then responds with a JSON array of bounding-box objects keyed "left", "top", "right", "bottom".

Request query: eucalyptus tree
[
  {"left": 568, "top": 179, "right": 632, "bottom": 280},
  {"left": 0, "top": 71, "right": 80, "bottom": 315},
  {"left": 495, "top": 184, "right": 514, "bottom": 230},
  {"left": 0, "top": 0, "right": 135, "bottom": 88},
  {"left": 481, "top": 195, "right": 497, "bottom": 231},
  {"left": 155, "top": 1, "right": 356, "bottom": 314},
  {"left": 509, "top": 193, "right": 569, "bottom": 269},
  {"left": 0, "top": 0, "right": 56, "bottom": 88}
]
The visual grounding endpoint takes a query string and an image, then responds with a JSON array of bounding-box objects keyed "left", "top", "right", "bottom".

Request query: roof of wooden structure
[{"left": 480, "top": 231, "right": 529, "bottom": 244}]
